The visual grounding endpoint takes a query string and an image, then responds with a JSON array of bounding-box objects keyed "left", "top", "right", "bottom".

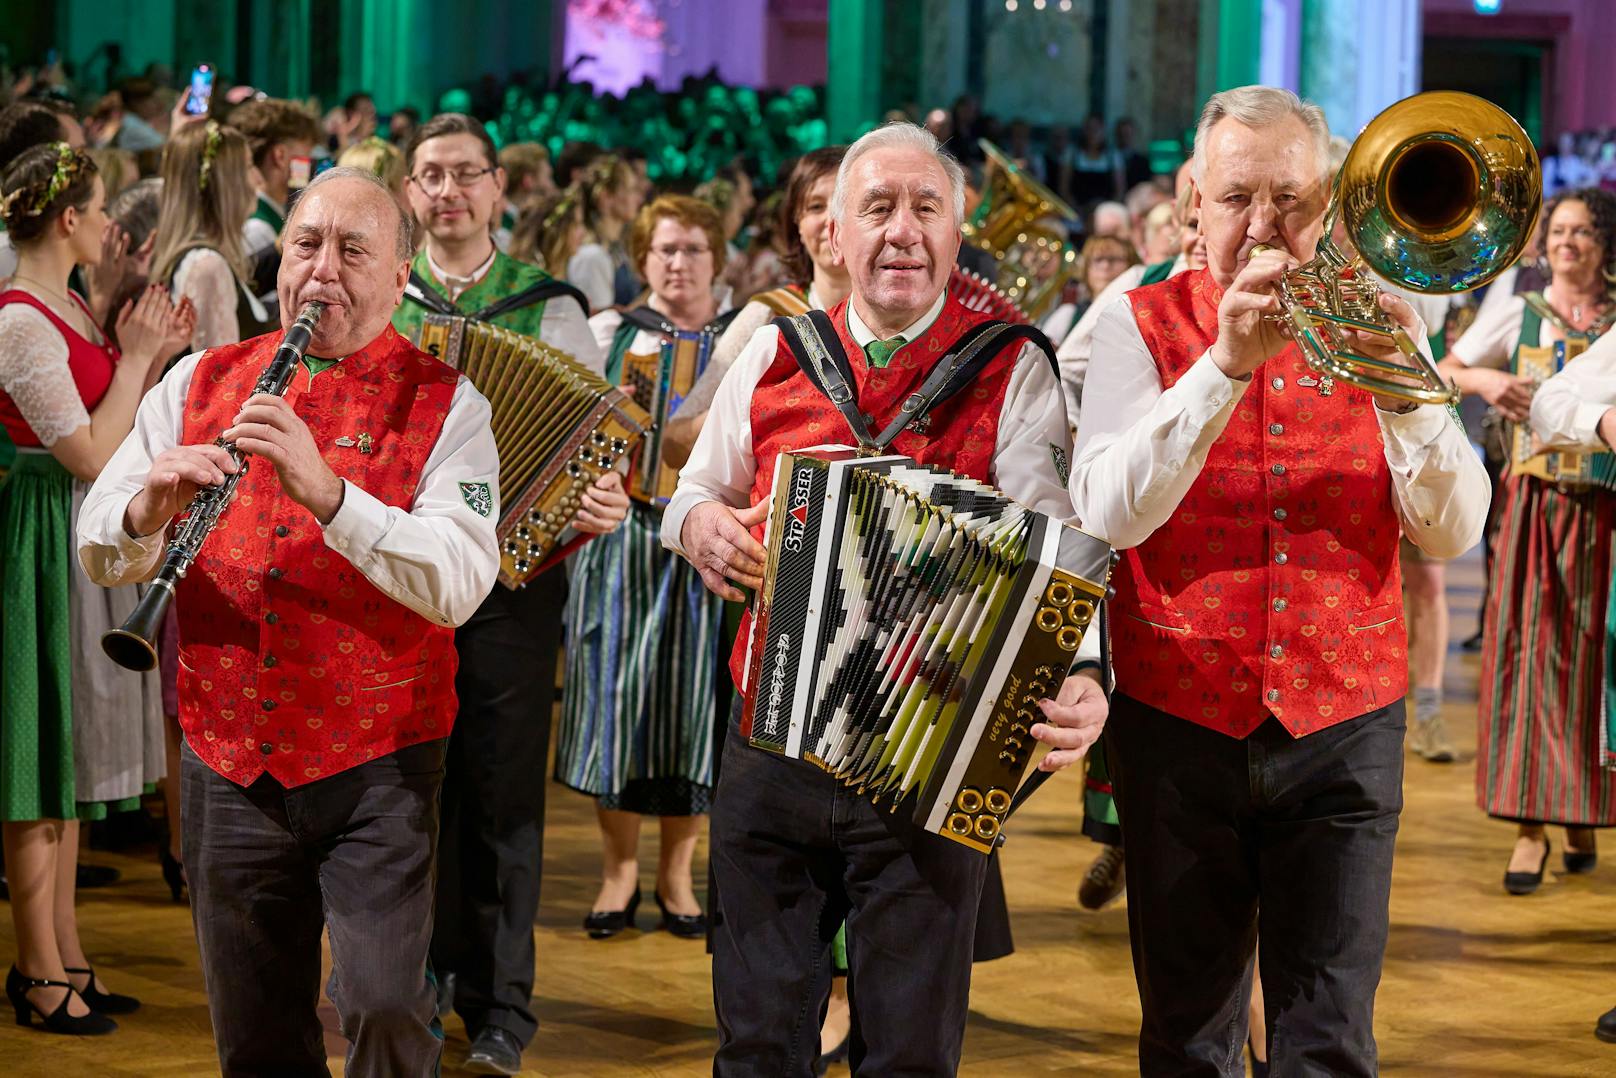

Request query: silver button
[
  {"left": 1270, "top": 644, "right": 1284, "bottom": 659},
  {"left": 1271, "top": 464, "right": 1286, "bottom": 476},
  {"left": 1273, "top": 598, "right": 1288, "bottom": 612},
  {"left": 1274, "top": 552, "right": 1288, "bottom": 565},
  {"left": 1271, "top": 376, "right": 1285, "bottom": 391},
  {"left": 1269, "top": 423, "right": 1284, "bottom": 436},
  {"left": 1267, "top": 689, "right": 1281, "bottom": 702},
  {"left": 1273, "top": 508, "right": 1288, "bottom": 521}
]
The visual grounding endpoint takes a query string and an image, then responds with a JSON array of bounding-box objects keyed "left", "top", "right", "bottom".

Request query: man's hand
[
  {"left": 1341, "top": 292, "right": 1449, "bottom": 413},
  {"left": 1471, "top": 366, "right": 1536, "bottom": 421},
  {"left": 124, "top": 444, "right": 238, "bottom": 538},
  {"left": 572, "top": 469, "right": 631, "bottom": 535},
  {"left": 1210, "top": 246, "right": 1299, "bottom": 379},
  {"left": 222, "top": 394, "right": 345, "bottom": 524},
  {"left": 681, "top": 499, "right": 769, "bottom": 602},
  {"left": 1030, "top": 669, "right": 1109, "bottom": 772}
]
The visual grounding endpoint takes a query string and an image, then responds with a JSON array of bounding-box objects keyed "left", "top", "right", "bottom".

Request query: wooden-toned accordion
[
  {"left": 414, "top": 314, "right": 652, "bottom": 588},
  {"left": 621, "top": 327, "right": 717, "bottom": 506},
  {"left": 1510, "top": 336, "right": 1616, "bottom": 490},
  {"left": 740, "top": 447, "right": 1113, "bottom": 852}
]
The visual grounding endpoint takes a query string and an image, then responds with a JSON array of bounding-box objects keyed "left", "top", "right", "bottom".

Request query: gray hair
[
  {"left": 1192, "top": 85, "right": 1331, "bottom": 186},
  {"left": 292, "top": 165, "right": 415, "bottom": 259},
  {"left": 829, "top": 121, "right": 967, "bottom": 225}
]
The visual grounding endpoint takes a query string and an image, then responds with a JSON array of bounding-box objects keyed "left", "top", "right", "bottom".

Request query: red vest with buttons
[
  {"left": 732, "top": 293, "right": 1017, "bottom": 688},
  {"left": 1111, "top": 268, "right": 1407, "bottom": 738},
  {"left": 175, "top": 325, "right": 462, "bottom": 786}
]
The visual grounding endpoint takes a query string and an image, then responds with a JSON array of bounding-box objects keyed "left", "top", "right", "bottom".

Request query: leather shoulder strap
[
  {"left": 774, "top": 310, "right": 874, "bottom": 448},
  {"left": 403, "top": 270, "right": 459, "bottom": 317},
  {"left": 473, "top": 277, "right": 591, "bottom": 322}
]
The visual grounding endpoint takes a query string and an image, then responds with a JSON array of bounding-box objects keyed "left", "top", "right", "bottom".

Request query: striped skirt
[
  {"left": 1476, "top": 474, "right": 1616, "bottom": 825},
  {"left": 554, "top": 503, "right": 723, "bottom": 802}
]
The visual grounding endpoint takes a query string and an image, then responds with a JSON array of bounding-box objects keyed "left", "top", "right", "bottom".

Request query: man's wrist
[
  {"left": 122, "top": 491, "right": 167, "bottom": 539},
  {"left": 310, "top": 474, "right": 346, "bottom": 527}
]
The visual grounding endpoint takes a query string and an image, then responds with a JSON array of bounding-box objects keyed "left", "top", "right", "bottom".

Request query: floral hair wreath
[
  {"left": 542, "top": 192, "right": 579, "bottom": 231},
  {"left": 0, "top": 143, "right": 90, "bottom": 221},
  {"left": 197, "top": 120, "right": 223, "bottom": 193}
]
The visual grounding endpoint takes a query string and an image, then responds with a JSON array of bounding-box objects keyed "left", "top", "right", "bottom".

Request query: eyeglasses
[
  {"left": 409, "top": 166, "right": 495, "bottom": 196},
  {"left": 648, "top": 243, "right": 712, "bottom": 263}
]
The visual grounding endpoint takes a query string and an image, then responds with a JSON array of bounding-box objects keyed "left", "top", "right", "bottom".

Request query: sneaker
[
  {"left": 1077, "top": 844, "right": 1126, "bottom": 910},
  {"left": 1411, "top": 714, "right": 1455, "bottom": 763}
]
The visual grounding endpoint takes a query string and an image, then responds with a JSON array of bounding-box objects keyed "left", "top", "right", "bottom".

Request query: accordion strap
[
  {"left": 404, "top": 270, "right": 591, "bottom": 322},
  {"left": 774, "top": 311, "right": 1060, "bottom": 452}
]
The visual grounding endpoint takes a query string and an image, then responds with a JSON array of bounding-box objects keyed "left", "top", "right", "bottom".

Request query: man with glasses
[{"left": 392, "top": 113, "right": 629, "bottom": 1076}]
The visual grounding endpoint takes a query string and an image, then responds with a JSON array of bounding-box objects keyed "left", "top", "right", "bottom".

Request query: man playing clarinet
[
  {"left": 665, "top": 121, "right": 1109, "bottom": 1076},
  {"left": 78, "top": 167, "right": 499, "bottom": 1078},
  {"left": 1069, "top": 86, "right": 1490, "bottom": 1075}
]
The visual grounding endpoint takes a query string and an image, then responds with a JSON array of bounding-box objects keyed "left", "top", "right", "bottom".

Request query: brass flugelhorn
[
  {"left": 1255, "top": 91, "right": 1541, "bottom": 404},
  {"left": 102, "top": 302, "right": 325, "bottom": 672},
  {"left": 962, "top": 139, "right": 1078, "bottom": 323}
]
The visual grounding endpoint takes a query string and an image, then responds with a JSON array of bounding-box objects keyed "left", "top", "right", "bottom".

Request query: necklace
[
  {"left": 12, "top": 273, "right": 103, "bottom": 344},
  {"left": 12, "top": 273, "right": 78, "bottom": 310}
]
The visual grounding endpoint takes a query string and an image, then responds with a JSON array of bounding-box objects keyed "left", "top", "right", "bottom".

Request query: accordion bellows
[
  {"left": 742, "top": 448, "right": 1113, "bottom": 852},
  {"left": 415, "top": 314, "right": 652, "bottom": 588}
]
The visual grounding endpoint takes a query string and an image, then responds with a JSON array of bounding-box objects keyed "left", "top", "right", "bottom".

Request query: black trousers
[
  {"left": 432, "top": 568, "right": 565, "bottom": 1045},
  {"left": 181, "top": 737, "right": 447, "bottom": 1078},
  {"left": 710, "top": 728, "right": 990, "bottom": 1077},
  {"left": 1107, "top": 694, "right": 1406, "bottom": 1078}
]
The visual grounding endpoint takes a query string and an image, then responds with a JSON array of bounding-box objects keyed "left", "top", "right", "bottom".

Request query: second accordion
[
  {"left": 414, "top": 314, "right": 652, "bottom": 588},
  {"left": 740, "top": 447, "right": 1113, "bottom": 852}
]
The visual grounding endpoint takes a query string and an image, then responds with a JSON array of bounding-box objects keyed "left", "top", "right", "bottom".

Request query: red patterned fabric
[
  {"left": 732, "top": 293, "right": 1018, "bottom": 687},
  {"left": 0, "top": 290, "right": 118, "bottom": 447},
  {"left": 175, "top": 325, "right": 461, "bottom": 786},
  {"left": 1111, "top": 268, "right": 1407, "bottom": 738}
]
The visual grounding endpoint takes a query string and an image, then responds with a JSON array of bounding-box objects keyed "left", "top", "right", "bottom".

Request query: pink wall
[{"left": 1424, "top": 0, "right": 1616, "bottom": 135}]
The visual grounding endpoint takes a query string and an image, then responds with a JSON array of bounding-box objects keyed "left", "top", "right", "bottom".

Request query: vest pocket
[
  {"left": 1121, "top": 604, "right": 1192, "bottom": 634},
  {"left": 1348, "top": 603, "right": 1401, "bottom": 634},
  {"left": 358, "top": 662, "right": 428, "bottom": 692}
]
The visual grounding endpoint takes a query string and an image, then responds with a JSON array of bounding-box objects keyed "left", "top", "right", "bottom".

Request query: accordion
[
  {"left": 1511, "top": 337, "right": 1616, "bottom": 490},
  {"left": 621, "top": 325, "right": 718, "bottom": 506},
  {"left": 414, "top": 314, "right": 652, "bottom": 588},
  {"left": 949, "top": 267, "right": 1027, "bottom": 325},
  {"left": 740, "top": 447, "right": 1113, "bottom": 853}
]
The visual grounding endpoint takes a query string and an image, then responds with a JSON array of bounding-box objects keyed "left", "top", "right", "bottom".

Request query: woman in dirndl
[
  {"left": 0, "top": 143, "right": 188, "bottom": 1033},
  {"left": 1441, "top": 186, "right": 1616, "bottom": 893},
  {"left": 556, "top": 194, "right": 732, "bottom": 940}
]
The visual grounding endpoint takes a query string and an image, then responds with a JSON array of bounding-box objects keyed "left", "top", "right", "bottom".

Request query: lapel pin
[
  {"left": 358, "top": 432, "right": 374, "bottom": 454},
  {"left": 334, "top": 436, "right": 356, "bottom": 448}
]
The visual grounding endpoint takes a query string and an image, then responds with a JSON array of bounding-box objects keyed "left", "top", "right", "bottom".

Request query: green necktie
[{"left": 863, "top": 335, "right": 906, "bottom": 369}]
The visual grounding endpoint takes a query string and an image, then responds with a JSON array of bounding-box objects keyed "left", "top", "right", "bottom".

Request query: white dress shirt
[
  {"left": 1530, "top": 330, "right": 1616, "bottom": 452},
  {"left": 76, "top": 349, "right": 501, "bottom": 629},
  {"left": 1056, "top": 255, "right": 1188, "bottom": 422},
  {"left": 1070, "top": 295, "right": 1491, "bottom": 558}
]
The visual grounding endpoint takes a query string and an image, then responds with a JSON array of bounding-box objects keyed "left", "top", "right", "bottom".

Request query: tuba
[
  {"left": 1257, "top": 91, "right": 1541, "bottom": 404},
  {"left": 962, "top": 140, "right": 1077, "bottom": 323}
]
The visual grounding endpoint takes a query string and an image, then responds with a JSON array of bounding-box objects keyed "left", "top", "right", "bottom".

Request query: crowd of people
[{"left": 0, "top": 57, "right": 1612, "bottom": 1078}]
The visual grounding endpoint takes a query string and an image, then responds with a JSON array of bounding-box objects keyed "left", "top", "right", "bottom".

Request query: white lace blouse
[{"left": 0, "top": 301, "right": 92, "bottom": 446}]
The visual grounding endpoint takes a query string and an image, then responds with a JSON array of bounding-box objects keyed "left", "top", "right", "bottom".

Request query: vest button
[
  {"left": 1270, "top": 644, "right": 1284, "bottom": 659},
  {"left": 1270, "top": 376, "right": 1285, "bottom": 391},
  {"left": 1274, "top": 552, "right": 1288, "bottom": 565},
  {"left": 264, "top": 655, "right": 278, "bottom": 668},
  {"left": 1273, "top": 508, "right": 1288, "bottom": 521},
  {"left": 265, "top": 612, "right": 279, "bottom": 625},
  {"left": 1271, "top": 464, "right": 1286, "bottom": 476},
  {"left": 1269, "top": 423, "right": 1284, "bottom": 436},
  {"left": 1266, "top": 689, "right": 1281, "bottom": 702},
  {"left": 268, "top": 567, "right": 284, "bottom": 580},
  {"left": 275, "top": 525, "right": 289, "bottom": 538},
  {"left": 1273, "top": 598, "right": 1288, "bottom": 612},
  {"left": 262, "top": 699, "right": 276, "bottom": 712},
  {"left": 260, "top": 743, "right": 273, "bottom": 755}
]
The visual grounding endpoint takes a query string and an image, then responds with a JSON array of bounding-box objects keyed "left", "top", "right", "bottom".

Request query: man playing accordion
[{"left": 664, "top": 122, "right": 1108, "bottom": 1075}]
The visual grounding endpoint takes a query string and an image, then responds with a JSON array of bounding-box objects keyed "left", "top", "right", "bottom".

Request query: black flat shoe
[
  {"left": 6, "top": 966, "right": 117, "bottom": 1036},
  {"left": 584, "top": 886, "right": 640, "bottom": 939},
  {"left": 1597, "top": 1002, "right": 1616, "bottom": 1043},
  {"left": 465, "top": 1025, "right": 523, "bottom": 1074},
  {"left": 654, "top": 891, "right": 707, "bottom": 938},
  {"left": 64, "top": 967, "right": 139, "bottom": 1015},
  {"left": 159, "top": 845, "right": 187, "bottom": 904},
  {"left": 1504, "top": 837, "right": 1551, "bottom": 895}
]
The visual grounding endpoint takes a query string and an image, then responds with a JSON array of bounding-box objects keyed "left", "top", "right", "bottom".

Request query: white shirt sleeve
[
  {"left": 173, "top": 248, "right": 242, "bottom": 350},
  {"left": 1448, "top": 293, "right": 1524, "bottom": 370},
  {"left": 1530, "top": 333, "right": 1616, "bottom": 452},
  {"left": 0, "top": 303, "right": 90, "bottom": 446},
  {"left": 567, "top": 245, "right": 615, "bottom": 315},
  {"left": 541, "top": 299, "right": 607, "bottom": 377},
  {"left": 1055, "top": 263, "right": 1145, "bottom": 420},
  {"left": 78, "top": 358, "right": 501, "bottom": 628},
  {"left": 990, "top": 344, "right": 1074, "bottom": 521},
  {"left": 587, "top": 309, "right": 625, "bottom": 360}
]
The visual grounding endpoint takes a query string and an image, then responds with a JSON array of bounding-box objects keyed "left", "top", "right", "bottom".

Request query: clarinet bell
[{"left": 101, "top": 580, "right": 174, "bottom": 672}]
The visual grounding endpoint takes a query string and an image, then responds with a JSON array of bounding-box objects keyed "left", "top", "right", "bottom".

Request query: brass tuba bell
[
  {"left": 1258, "top": 91, "right": 1541, "bottom": 405},
  {"left": 962, "top": 139, "right": 1078, "bottom": 323}
]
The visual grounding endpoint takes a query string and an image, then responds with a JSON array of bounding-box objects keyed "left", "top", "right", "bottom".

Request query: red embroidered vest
[
  {"left": 1111, "top": 269, "right": 1407, "bottom": 738},
  {"left": 732, "top": 294, "right": 1018, "bottom": 687},
  {"left": 175, "top": 325, "right": 462, "bottom": 786}
]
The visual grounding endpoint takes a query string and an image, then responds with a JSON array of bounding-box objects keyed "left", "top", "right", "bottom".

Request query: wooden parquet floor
[{"left": 3, "top": 548, "right": 1614, "bottom": 1076}]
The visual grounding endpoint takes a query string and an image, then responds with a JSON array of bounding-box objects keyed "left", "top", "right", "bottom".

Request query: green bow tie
[{"left": 863, "top": 335, "right": 907, "bottom": 369}]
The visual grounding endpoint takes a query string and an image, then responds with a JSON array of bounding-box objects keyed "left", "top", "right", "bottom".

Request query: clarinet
[{"left": 102, "top": 302, "right": 325, "bottom": 672}]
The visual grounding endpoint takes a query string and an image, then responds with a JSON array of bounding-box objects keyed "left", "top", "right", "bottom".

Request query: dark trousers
[
  {"left": 710, "top": 728, "right": 990, "bottom": 1077},
  {"left": 1107, "top": 694, "right": 1406, "bottom": 1078},
  {"left": 181, "top": 737, "right": 447, "bottom": 1078},
  {"left": 432, "top": 569, "right": 564, "bottom": 1045}
]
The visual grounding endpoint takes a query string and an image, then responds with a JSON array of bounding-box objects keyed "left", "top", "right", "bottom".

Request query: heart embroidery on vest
[
  {"left": 1344, "top": 677, "right": 1359, "bottom": 689},
  {"left": 1326, "top": 486, "right": 1343, "bottom": 498},
  {"left": 1229, "top": 626, "right": 1247, "bottom": 638},
  {"left": 1208, "top": 542, "right": 1224, "bottom": 553},
  {"left": 1318, "top": 704, "right": 1334, "bottom": 717},
  {"left": 304, "top": 767, "right": 321, "bottom": 779},
  {"left": 375, "top": 703, "right": 390, "bottom": 715},
  {"left": 1322, "top": 650, "right": 1338, "bottom": 662},
  {"left": 338, "top": 642, "right": 354, "bottom": 654},
  {"left": 335, "top": 695, "right": 351, "bottom": 706},
  {"left": 220, "top": 657, "right": 234, "bottom": 669},
  {"left": 1300, "top": 625, "right": 1318, "bottom": 637},
  {"left": 1231, "top": 681, "right": 1249, "bottom": 693},
  {"left": 1292, "top": 678, "right": 1309, "bottom": 690},
  {"left": 1324, "top": 596, "right": 1340, "bottom": 607},
  {"left": 359, "top": 719, "right": 374, "bottom": 729},
  {"left": 332, "top": 743, "right": 347, "bottom": 752},
  {"left": 1178, "top": 678, "right": 1194, "bottom": 690},
  {"left": 1301, "top": 569, "right": 1317, "bottom": 581},
  {"left": 1203, "top": 597, "right": 1221, "bottom": 609},
  {"left": 307, "top": 718, "right": 322, "bottom": 729}
]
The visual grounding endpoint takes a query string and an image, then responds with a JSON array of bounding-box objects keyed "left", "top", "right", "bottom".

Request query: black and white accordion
[
  {"left": 414, "top": 313, "right": 652, "bottom": 588},
  {"left": 740, "top": 447, "right": 1113, "bottom": 853}
]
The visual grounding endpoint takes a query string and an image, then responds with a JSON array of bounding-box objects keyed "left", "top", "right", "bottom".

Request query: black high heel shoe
[
  {"left": 1504, "top": 836, "right": 1551, "bottom": 895},
  {"left": 654, "top": 891, "right": 707, "bottom": 939},
  {"left": 6, "top": 966, "right": 117, "bottom": 1036},
  {"left": 159, "top": 845, "right": 187, "bottom": 904},
  {"left": 583, "top": 886, "right": 640, "bottom": 939},
  {"left": 64, "top": 967, "right": 140, "bottom": 1015}
]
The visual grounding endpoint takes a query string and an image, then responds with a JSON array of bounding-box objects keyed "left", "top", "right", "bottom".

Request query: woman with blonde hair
[
  {"left": 566, "top": 154, "right": 643, "bottom": 312},
  {"left": 151, "top": 119, "right": 270, "bottom": 349},
  {"left": 509, "top": 190, "right": 585, "bottom": 274},
  {"left": 337, "top": 135, "right": 409, "bottom": 210}
]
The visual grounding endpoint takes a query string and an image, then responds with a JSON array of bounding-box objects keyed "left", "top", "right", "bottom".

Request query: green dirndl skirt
[{"left": 0, "top": 452, "right": 149, "bottom": 821}]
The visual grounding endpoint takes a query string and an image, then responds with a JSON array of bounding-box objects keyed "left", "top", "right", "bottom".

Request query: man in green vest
[
  {"left": 392, "top": 112, "right": 624, "bottom": 1077},
  {"left": 231, "top": 98, "right": 322, "bottom": 320}
]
